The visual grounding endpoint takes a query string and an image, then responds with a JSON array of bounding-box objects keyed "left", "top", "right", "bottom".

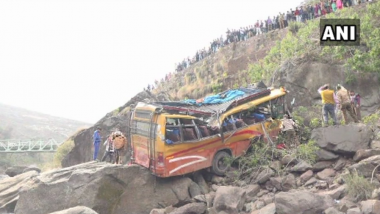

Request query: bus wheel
[{"left": 211, "top": 151, "right": 231, "bottom": 176}]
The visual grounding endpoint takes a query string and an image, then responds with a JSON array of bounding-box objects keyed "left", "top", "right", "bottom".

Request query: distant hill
[{"left": 0, "top": 103, "right": 92, "bottom": 142}]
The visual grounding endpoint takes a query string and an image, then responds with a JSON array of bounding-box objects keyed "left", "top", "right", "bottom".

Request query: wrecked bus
[{"left": 128, "top": 85, "right": 287, "bottom": 177}]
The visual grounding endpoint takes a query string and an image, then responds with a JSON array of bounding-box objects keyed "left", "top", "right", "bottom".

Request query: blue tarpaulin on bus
[{"left": 182, "top": 89, "right": 246, "bottom": 106}]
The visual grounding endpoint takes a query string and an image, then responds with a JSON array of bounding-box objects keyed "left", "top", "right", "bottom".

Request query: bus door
[{"left": 131, "top": 110, "right": 157, "bottom": 170}]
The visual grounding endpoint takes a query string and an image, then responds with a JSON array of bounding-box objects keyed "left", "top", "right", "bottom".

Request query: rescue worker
[
  {"left": 112, "top": 130, "right": 126, "bottom": 164},
  {"left": 93, "top": 127, "right": 102, "bottom": 161},
  {"left": 281, "top": 114, "right": 300, "bottom": 148},
  {"left": 318, "top": 84, "right": 337, "bottom": 126},
  {"left": 101, "top": 134, "right": 115, "bottom": 163},
  {"left": 350, "top": 90, "right": 361, "bottom": 120},
  {"left": 336, "top": 84, "right": 359, "bottom": 124}
]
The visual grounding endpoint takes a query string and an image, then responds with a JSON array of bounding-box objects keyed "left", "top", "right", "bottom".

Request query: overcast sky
[{"left": 0, "top": 0, "right": 301, "bottom": 124}]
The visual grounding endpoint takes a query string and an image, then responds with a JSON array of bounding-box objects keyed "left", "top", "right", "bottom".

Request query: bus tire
[{"left": 211, "top": 151, "right": 231, "bottom": 176}]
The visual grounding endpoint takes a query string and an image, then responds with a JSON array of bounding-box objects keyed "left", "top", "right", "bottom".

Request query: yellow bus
[{"left": 128, "top": 86, "right": 287, "bottom": 177}]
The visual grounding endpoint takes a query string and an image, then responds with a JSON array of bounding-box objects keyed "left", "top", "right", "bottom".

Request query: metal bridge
[{"left": 0, "top": 139, "right": 64, "bottom": 153}]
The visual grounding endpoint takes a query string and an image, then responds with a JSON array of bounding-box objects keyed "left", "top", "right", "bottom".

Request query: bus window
[
  {"left": 165, "top": 128, "right": 181, "bottom": 144},
  {"left": 180, "top": 118, "right": 200, "bottom": 141}
]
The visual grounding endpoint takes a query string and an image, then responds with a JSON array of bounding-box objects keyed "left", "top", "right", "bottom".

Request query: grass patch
[
  {"left": 344, "top": 170, "right": 375, "bottom": 202},
  {"left": 53, "top": 139, "right": 75, "bottom": 167}
]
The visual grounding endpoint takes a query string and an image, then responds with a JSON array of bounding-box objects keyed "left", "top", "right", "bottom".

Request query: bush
[
  {"left": 294, "top": 140, "right": 319, "bottom": 164},
  {"left": 363, "top": 111, "right": 380, "bottom": 128},
  {"left": 288, "top": 21, "right": 304, "bottom": 34},
  {"left": 344, "top": 170, "right": 375, "bottom": 202},
  {"left": 53, "top": 139, "right": 75, "bottom": 167}
]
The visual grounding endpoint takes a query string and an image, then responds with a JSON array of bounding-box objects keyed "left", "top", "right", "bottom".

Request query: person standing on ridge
[
  {"left": 101, "top": 134, "right": 115, "bottom": 163},
  {"left": 93, "top": 127, "right": 102, "bottom": 161},
  {"left": 318, "top": 84, "right": 337, "bottom": 126},
  {"left": 336, "top": 84, "right": 359, "bottom": 123}
]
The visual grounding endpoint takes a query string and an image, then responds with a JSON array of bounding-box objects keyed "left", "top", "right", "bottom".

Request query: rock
[
  {"left": 244, "top": 202, "right": 253, "bottom": 212},
  {"left": 353, "top": 149, "right": 380, "bottom": 162},
  {"left": 211, "top": 184, "right": 219, "bottom": 192},
  {"left": 0, "top": 174, "right": 9, "bottom": 180},
  {"left": 280, "top": 155, "right": 297, "bottom": 166},
  {"left": 0, "top": 170, "right": 38, "bottom": 213},
  {"left": 316, "top": 149, "right": 339, "bottom": 161},
  {"left": 371, "top": 141, "right": 380, "bottom": 150},
  {"left": 300, "top": 170, "right": 313, "bottom": 184},
  {"left": 269, "top": 161, "right": 281, "bottom": 172},
  {"left": 346, "top": 207, "right": 361, "bottom": 214},
  {"left": 189, "top": 182, "right": 203, "bottom": 198},
  {"left": 257, "top": 190, "right": 269, "bottom": 197},
  {"left": 360, "top": 200, "right": 380, "bottom": 214},
  {"left": 338, "top": 197, "right": 357, "bottom": 212},
  {"left": 316, "top": 168, "right": 336, "bottom": 181},
  {"left": 348, "top": 155, "right": 380, "bottom": 177},
  {"left": 22, "top": 166, "right": 41, "bottom": 174},
  {"left": 372, "top": 188, "right": 380, "bottom": 199},
  {"left": 281, "top": 174, "right": 297, "bottom": 191},
  {"left": 164, "top": 206, "right": 176, "bottom": 213},
  {"left": 170, "top": 203, "right": 206, "bottom": 214},
  {"left": 324, "top": 207, "right": 344, "bottom": 214},
  {"left": 269, "top": 177, "right": 282, "bottom": 191},
  {"left": 205, "top": 192, "right": 215, "bottom": 208},
  {"left": 48, "top": 206, "right": 98, "bottom": 214},
  {"left": 304, "top": 177, "right": 318, "bottom": 187},
  {"left": 289, "top": 161, "right": 312, "bottom": 172},
  {"left": 245, "top": 184, "right": 260, "bottom": 198},
  {"left": 275, "top": 190, "right": 334, "bottom": 214},
  {"left": 262, "top": 194, "right": 274, "bottom": 205},
  {"left": 150, "top": 208, "right": 166, "bottom": 214},
  {"left": 211, "top": 176, "right": 223, "bottom": 184},
  {"left": 251, "top": 203, "right": 275, "bottom": 214},
  {"left": 194, "top": 172, "right": 209, "bottom": 194},
  {"left": 318, "top": 185, "right": 347, "bottom": 200},
  {"left": 254, "top": 200, "right": 265, "bottom": 210},
  {"left": 4, "top": 166, "right": 29, "bottom": 177},
  {"left": 206, "top": 207, "right": 217, "bottom": 214},
  {"left": 334, "top": 158, "right": 347, "bottom": 171},
  {"left": 315, "top": 180, "right": 329, "bottom": 190},
  {"left": 313, "top": 161, "right": 335, "bottom": 172},
  {"left": 14, "top": 163, "right": 192, "bottom": 214},
  {"left": 311, "top": 124, "right": 372, "bottom": 156},
  {"left": 213, "top": 186, "right": 246, "bottom": 213},
  {"left": 194, "top": 195, "right": 206, "bottom": 203},
  {"left": 254, "top": 168, "right": 274, "bottom": 184}
]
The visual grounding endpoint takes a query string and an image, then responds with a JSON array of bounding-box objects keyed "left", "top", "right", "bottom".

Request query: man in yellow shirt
[
  {"left": 318, "top": 84, "right": 337, "bottom": 126},
  {"left": 336, "top": 85, "right": 359, "bottom": 123}
]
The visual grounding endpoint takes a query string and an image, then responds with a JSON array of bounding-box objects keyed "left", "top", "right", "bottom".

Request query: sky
[{"left": 0, "top": 0, "right": 301, "bottom": 124}]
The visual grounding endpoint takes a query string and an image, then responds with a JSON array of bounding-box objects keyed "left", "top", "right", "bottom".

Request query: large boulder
[
  {"left": 0, "top": 170, "right": 38, "bottom": 213},
  {"left": 274, "top": 190, "right": 334, "bottom": 214},
  {"left": 213, "top": 186, "right": 246, "bottom": 213},
  {"left": 5, "top": 166, "right": 28, "bottom": 177},
  {"left": 311, "top": 124, "right": 373, "bottom": 156},
  {"left": 48, "top": 206, "right": 98, "bottom": 214},
  {"left": 62, "top": 91, "right": 168, "bottom": 167},
  {"left": 348, "top": 155, "right": 380, "bottom": 177},
  {"left": 14, "top": 162, "right": 192, "bottom": 214}
]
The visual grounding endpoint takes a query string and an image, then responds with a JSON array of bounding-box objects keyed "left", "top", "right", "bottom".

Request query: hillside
[
  {"left": 0, "top": 103, "right": 91, "bottom": 142},
  {"left": 153, "top": 2, "right": 380, "bottom": 116}
]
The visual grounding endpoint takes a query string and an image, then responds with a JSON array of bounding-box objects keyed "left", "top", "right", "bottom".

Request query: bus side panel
[{"left": 132, "top": 135, "right": 150, "bottom": 168}]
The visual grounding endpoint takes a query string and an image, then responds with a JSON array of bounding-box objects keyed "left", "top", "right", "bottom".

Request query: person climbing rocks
[
  {"left": 101, "top": 134, "right": 115, "bottom": 163},
  {"left": 318, "top": 84, "right": 338, "bottom": 126},
  {"left": 350, "top": 90, "right": 361, "bottom": 120},
  {"left": 93, "top": 127, "right": 102, "bottom": 161},
  {"left": 281, "top": 114, "right": 300, "bottom": 148},
  {"left": 336, "top": 84, "right": 359, "bottom": 124}
]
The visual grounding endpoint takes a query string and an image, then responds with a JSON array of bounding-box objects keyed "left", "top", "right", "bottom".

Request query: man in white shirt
[{"left": 281, "top": 114, "right": 300, "bottom": 148}]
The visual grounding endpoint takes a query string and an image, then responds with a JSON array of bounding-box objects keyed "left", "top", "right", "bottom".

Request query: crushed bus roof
[{"left": 152, "top": 83, "right": 282, "bottom": 116}]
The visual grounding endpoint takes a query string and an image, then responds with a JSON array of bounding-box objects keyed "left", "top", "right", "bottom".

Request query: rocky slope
[{"left": 1, "top": 124, "right": 380, "bottom": 214}]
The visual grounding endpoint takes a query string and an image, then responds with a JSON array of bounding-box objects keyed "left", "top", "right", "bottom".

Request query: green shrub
[
  {"left": 344, "top": 170, "right": 375, "bottom": 202},
  {"left": 310, "top": 117, "right": 322, "bottom": 128},
  {"left": 363, "top": 111, "right": 380, "bottom": 128},
  {"left": 294, "top": 140, "right": 319, "bottom": 164},
  {"left": 288, "top": 21, "right": 304, "bottom": 34},
  {"left": 54, "top": 139, "right": 75, "bottom": 167}
]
